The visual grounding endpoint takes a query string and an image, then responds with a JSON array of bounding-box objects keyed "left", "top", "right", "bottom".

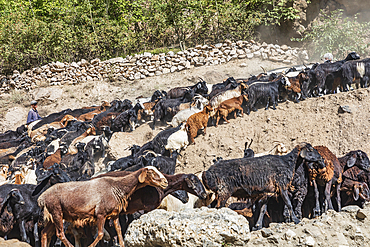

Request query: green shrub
[
  {"left": 0, "top": 0, "right": 301, "bottom": 74},
  {"left": 292, "top": 10, "right": 370, "bottom": 60}
]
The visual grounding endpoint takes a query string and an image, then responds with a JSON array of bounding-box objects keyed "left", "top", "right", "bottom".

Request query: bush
[
  {"left": 0, "top": 0, "right": 300, "bottom": 74},
  {"left": 292, "top": 10, "right": 370, "bottom": 60}
]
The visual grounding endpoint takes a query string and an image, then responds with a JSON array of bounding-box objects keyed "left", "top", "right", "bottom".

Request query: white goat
[
  {"left": 159, "top": 171, "right": 215, "bottom": 211},
  {"left": 209, "top": 83, "right": 246, "bottom": 117},
  {"left": 46, "top": 138, "right": 60, "bottom": 155},
  {"left": 254, "top": 142, "right": 288, "bottom": 157},
  {"left": 165, "top": 123, "right": 189, "bottom": 153},
  {"left": 170, "top": 95, "right": 209, "bottom": 127}
]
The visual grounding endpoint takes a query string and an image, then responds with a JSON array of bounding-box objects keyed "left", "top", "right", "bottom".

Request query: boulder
[
  {"left": 125, "top": 207, "right": 250, "bottom": 247},
  {"left": 31, "top": 87, "right": 63, "bottom": 104},
  {"left": 4, "top": 107, "right": 27, "bottom": 131},
  {"left": 0, "top": 237, "right": 31, "bottom": 247}
]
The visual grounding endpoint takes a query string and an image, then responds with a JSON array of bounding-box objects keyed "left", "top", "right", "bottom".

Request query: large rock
[
  {"left": 125, "top": 208, "right": 250, "bottom": 247},
  {"left": 0, "top": 237, "right": 31, "bottom": 247},
  {"left": 31, "top": 87, "right": 63, "bottom": 104},
  {"left": 3, "top": 107, "right": 27, "bottom": 131}
]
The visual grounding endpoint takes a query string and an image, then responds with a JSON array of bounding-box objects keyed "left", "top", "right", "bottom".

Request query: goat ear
[
  {"left": 32, "top": 173, "right": 52, "bottom": 196},
  {"left": 185, "top": 177, "right": 195, "bottom": 189},
  {"left": 300, "top": 148, "right": 308, "bottom": 159},
  {"left": 353, "top": 185, "right": 360, "bottom": 201},
  {"left": 138, "top": 168, "right": 148, "bottom": 183},
  {"left": 347, "top": 156, "right": 356, "bottom": 168}
]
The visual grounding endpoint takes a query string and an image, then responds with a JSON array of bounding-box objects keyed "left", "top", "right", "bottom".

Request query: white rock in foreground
[{"left": 124, "top": 207, "right": 250, "bottom": 247}]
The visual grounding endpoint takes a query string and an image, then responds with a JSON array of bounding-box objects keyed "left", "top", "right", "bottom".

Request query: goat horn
[
  {"left": 260, "top": 66, "right": 267, "bottom": 74},
  {"left": 143, "top": 150, "right": 158, "bottom": 157},
  {"left": 248, "top": 139, "right": 253, "bottom": 148},
  {"left": 303, "top": 63, "right": 308, "bottom": 68},
  {"left": 194, "top": 170, "right": 203, "bottom": 175}
]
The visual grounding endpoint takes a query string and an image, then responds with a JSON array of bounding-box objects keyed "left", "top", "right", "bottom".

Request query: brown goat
[
  {"left": 29, "top": 115, "right": 76, "bottom": 142},
  {"left": 94, "top": 112, "right": 120, "bottom": 132},
  {"left": 43, "top": 148, "right": 65, "bottom": 169},
  {"left": 340, "top": 178, "right": 370, "bottom": 207},
  {"left": 309, "top": 146, "right": 339, "bottom": 217},
  {"left": 215, "top": 94, "right": 248, "bottom": 127},
  {"left": 137, "top": 101, "right": 156, "bottom": 122},
  {"left": 94, "top": 171, "right": 207, "bottom": 213},
  {"left": 38, "top": 166, "right": 168, "bottom": 247},
  {"left": 185, "top": 105, "right": 212, "bottom": 144},
  {"left": 13, "top": 171, "right": 25, "bottom": 184},
  {"left": 82, "top": 101, "right": 111, "bottom": 110},
  {"left": 77, "top": 102, "right": 111, "bottom": 122}
]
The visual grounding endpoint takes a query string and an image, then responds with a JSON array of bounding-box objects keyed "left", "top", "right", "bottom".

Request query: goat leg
[
  {"left": 113, "top": 217, "right": 125, "bottom": 247},
  {"left": 312, "top": 180, "right": 321, "bottom": 218},
  {"left": 19, "top": 220, "right": 30, "bottom": 243},
  {"left": 34, "top": 222, "right": 40, "bottom": 247},
  {"left": 336, "top": 183, "right": 341, "bottom": 212},
  {"left": 88, "top": 215, "right": 106, "bottom": 247},
  {"left": 40, "top": 221, "right": 55, "bottom": 247},
  {"left": 252, "top": 201, "right": 268, "bottom": 231},
  {"left": 362, "top": 76, "right": 369, "bottom": 88},
  {"left": 324, "top": 180, "right": 334, "bottom": 212},
  {"left": 280, "top": 189, "right": 300, "bottom": 224},
  {"left": 265, "top": 97, "right": 270, "bottom": 110},
  {"left": 272, "top": 96, "right": 277, "bottom": 110},
  {"left": 54, "top": 219, "right": 74, "bottom": 247}
]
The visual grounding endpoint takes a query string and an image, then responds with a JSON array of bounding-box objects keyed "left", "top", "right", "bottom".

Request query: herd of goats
[{"left": 0, "top": 50, "right": 369, "bottom": 247}]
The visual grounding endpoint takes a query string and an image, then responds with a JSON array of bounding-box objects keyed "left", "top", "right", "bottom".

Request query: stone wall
[{"left": 0, "top": 40, "right": 309, "bottom": 94}]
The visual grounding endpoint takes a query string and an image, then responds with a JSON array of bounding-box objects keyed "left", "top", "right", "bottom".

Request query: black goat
[
  {"left": 313, "top": 51, "right": 360, "bottom": 95},
  {"left": 152, "top": 90, "right": 194, "bottom": 129},
  {"left": 109, "top": 145, "right": 141, "bottom": 171},
  {"left": 202, "top": 142, "right": 324, "bottom": 230},
  {"left": 0, "top": 125, "right": 27, "bottom": 144},
  {"left": 339, "top": 58, "right": 370, "bottom": 91},
  {"left": 0, "top": 189, "right": 25, "bottom": 239},
  {"left": 244, "top": 75, "right": 288, "bottom": 114},
  {"left": 211, "top": 77, "right": 237, "bottom": 91},
  {"left": 150, "top": 126, "right": 181, "bottom": 156},
  {"left": 167, "top": 80, "right": 208, "bottom": 99},
  {"left": 111, "top": 104, "right": 143, "bottom": 132},
  {"left": 0, "top": 163, "right": 70, "bottom": 245},
  {"left": 243, "top": 140, "right": 254, "bottom": 158},
  {"left": 151, "top": 90, "right": 167, "bottom": 102},
  {"left": 91, "top": 99, "right": 132, "bottom": 128}
]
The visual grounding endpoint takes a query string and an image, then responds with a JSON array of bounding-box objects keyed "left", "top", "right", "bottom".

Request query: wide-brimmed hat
[{"left": 30, "top": 100, "right": 38, "bottom": 105}]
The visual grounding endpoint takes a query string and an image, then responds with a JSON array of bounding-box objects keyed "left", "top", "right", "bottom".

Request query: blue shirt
[{"left": 27, "top": 108, "right": 42, "bottom": 124}]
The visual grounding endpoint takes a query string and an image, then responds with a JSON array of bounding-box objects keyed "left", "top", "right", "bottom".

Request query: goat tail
[
  {"left": 43, "top": 206, "right": 54, "bottom": 223},
  {"left": 38, "top": 197, "right": 54, "bottom": 223},
  {"left": 357, "top": 62, "right": 365, "bottom": 78}
]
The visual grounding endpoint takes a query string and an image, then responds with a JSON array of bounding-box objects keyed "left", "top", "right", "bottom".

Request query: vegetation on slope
[{"left": 0, "top": 0, "right": 300, "bottom": 74}]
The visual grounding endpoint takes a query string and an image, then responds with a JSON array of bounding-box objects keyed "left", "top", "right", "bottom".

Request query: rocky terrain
[
  {"left": 0, "top": 40, "right": 308, "bottom": 94},
  {"left": 124, "top": 204, "right": 370, "bottom": 247},
  {"left": 1, "top": 40, "right": 370, "bottom": 246}
]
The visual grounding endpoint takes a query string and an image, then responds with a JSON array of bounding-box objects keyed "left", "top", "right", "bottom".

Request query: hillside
[
  {"left": 2, "top": 56, "right": 370, "bottom": 173},
  {"left": 1, "top": 46, "right": 370, "bottom": 247}
]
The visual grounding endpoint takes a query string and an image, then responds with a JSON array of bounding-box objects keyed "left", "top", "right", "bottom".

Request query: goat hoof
[
  {"left": 293, "top": 217, "right": 300, "bottom": 224},
  {"left": 313, "top": 210, "right": 320, "bottom": 218},
  {"left": 252, "top": 225, "right": 262, "bottom": 231}
]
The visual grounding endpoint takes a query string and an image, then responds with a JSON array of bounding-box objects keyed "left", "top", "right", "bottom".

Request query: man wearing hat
[{"left": 26, "top": 100, "right": 42, "bottom": 124}]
